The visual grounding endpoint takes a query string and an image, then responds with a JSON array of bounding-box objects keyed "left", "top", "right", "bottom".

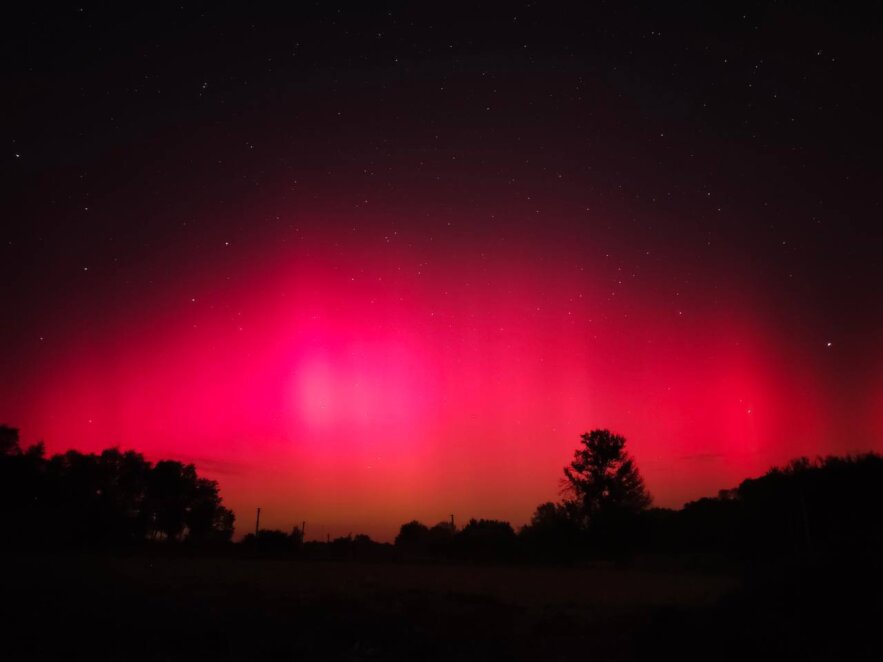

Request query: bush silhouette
[
  {"left": 519, "top": 501, "right": 584, "bottom": 560},
  {"left": 455, "top": 519, "right": 517, "bottom": 560},
  {"left": 395, "top": 520, "right": 431, "bottom": 553}
]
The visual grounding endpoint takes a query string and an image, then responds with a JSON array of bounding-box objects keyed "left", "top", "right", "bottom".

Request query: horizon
[{"left": 5, "top": 426, "right": 879, "bottom": 544}]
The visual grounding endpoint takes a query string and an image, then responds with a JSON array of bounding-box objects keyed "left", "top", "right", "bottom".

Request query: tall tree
[{"left": 562, "top": 429, "right": 652, "bottom": 527}]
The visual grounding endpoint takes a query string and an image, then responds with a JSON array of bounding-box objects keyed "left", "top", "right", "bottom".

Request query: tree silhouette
[
  {"left": 0, "top": 426, "right": 46, "bottom": 542},
  {"left": 519, "top": 501, "right": 584, "bottom": 559},
  {"left": 186, "top": 477, "right": 235, "bottom": 542},
  {"left": 562, "top": 429, "right": 652, "bottom": 530},
  {"left": 456, "top": 518, "right": 517, "bottom": 560},
  {"left": 0, "top": 425, "right": 20, "bottom": 455},
  {"left": 427, "top": 520, "right": 455, "bottom": 556},
  {"left": 147, "top": 460, "right": 197, "bottom": 541},
  {"left": 394, "top": 520, "right": 430, "bottom": 550},
  {"left": 0, "top": 424, "right": 235, "bottom": 547}
]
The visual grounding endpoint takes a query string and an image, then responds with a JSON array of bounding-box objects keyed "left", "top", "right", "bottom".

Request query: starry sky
[{"left": 3, "top": 3, "right": 882, "bottom": 540}]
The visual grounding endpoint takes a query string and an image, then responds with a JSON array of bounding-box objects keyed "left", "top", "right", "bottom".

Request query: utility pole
[
  {"left": 255, "top": 507, "right": 261, "bottom": 537},
  {"left": 451, "top": 513, "right": 455, "bottom": 532},
  {"left": 302, "top": 521, "right": 306, "bottom": 540}
]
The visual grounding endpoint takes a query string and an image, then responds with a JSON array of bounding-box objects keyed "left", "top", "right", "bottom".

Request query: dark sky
[{"left": 3, "top": 3, "right": 882, "bottom": 538}]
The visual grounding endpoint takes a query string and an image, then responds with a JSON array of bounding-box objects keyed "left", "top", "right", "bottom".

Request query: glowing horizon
[{"left": 5, "top": 200, "right": 879, "bottom": 542}]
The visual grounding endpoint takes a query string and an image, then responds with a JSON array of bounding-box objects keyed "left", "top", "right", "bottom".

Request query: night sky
[{"left": 4, "top": 3, "right": 882, "bottom": 540}]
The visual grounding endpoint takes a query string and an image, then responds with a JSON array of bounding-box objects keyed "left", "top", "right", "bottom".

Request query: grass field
[
  {"left": 3, "top": 552, "right": 876, "bottom": 661},
  {"left": 0, "top": 553, "right": 743, "bottom": 661}
]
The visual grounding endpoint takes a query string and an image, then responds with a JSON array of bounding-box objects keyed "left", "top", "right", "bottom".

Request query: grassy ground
[
  {"left": 1, "top": 553, "right": 741, "bottom": 661},
  {"left": 6, "top": 552, "right": 879, "bottom": 660}
]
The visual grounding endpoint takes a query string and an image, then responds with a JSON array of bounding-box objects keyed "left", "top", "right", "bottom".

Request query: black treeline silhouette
[
  {"left": 0, "top": 425, "right": 234, "bottom": 547},
  {"left": 3, "top": 423, "right": 883, "bottom": 562}
]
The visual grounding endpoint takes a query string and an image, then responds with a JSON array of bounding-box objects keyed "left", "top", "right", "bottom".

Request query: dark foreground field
[{"left": 1, "top": 553, "right": 878, "bottom": 661}]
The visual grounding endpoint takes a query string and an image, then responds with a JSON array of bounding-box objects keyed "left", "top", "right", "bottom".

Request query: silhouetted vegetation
[
  {"left": 394, "top": 519, "right": 431, "bottom": 551},
  {"left": 392, "top": 518, "right": 517, "bottom": 561},
  {"left": 519, "top": 501, "right": 585, "bottom": 561},
  {"left": 3, "top": 423, "right": 883, "bottom": 659},
  {"left": 6, "top": 423, "right": 882, "bottom": 566},
  {"left": 563, "top": 429, "right": 653, "bottom": 521},
  {"left": 241, "top": 527, "right": 396, "bottom": 561},
  {"left": 385, "top": 430, "right": 883, "bottom": 566},
  {"left": 0, "top": 425, "right": 234, "bottom": 548},
  {"left": 651, "top": 453, "right": 883, "bottom": 562},
  {"left": 241, "top": 528, "right": 301, "bottom": 553},
  {"left": 456, "top": 519, "right": 518, "bottom": 560}
]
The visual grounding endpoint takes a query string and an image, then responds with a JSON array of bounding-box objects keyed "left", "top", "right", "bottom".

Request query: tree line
[
  {"left": 0, "top": 425, "right": 234, "bottom": 547},
  {"left": 242, "top": 429, "right": 883, "bottom": 563},
  {"left": 3, "top": 424, "right": 882, "bottom": 562}
]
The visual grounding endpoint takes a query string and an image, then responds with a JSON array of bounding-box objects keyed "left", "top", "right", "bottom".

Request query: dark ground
[{"left": 0, "top": 553, "right": 878, "bottom": 661}]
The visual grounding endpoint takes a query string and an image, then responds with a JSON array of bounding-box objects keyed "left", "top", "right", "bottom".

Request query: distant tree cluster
[
  {"left": 392, "top": 431, "right": 883, "bottom": 563},
  {"left": 650, "top": 453, "right": 883, "bottom": 559},
  {"left": 0, "top": 425, "right": 234, "bottom": 547},
  {"left": 391, "top": 429, "right": 653, "bottom": 562},
  {"left": 240, "top": 527, "right": 303, "bottom": 553},
  {"left": 395, "top": 518, "right": 517, "bottom": 560},
  {"left": 241, "top": 527, "right": 395, "bottom": 561}
]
